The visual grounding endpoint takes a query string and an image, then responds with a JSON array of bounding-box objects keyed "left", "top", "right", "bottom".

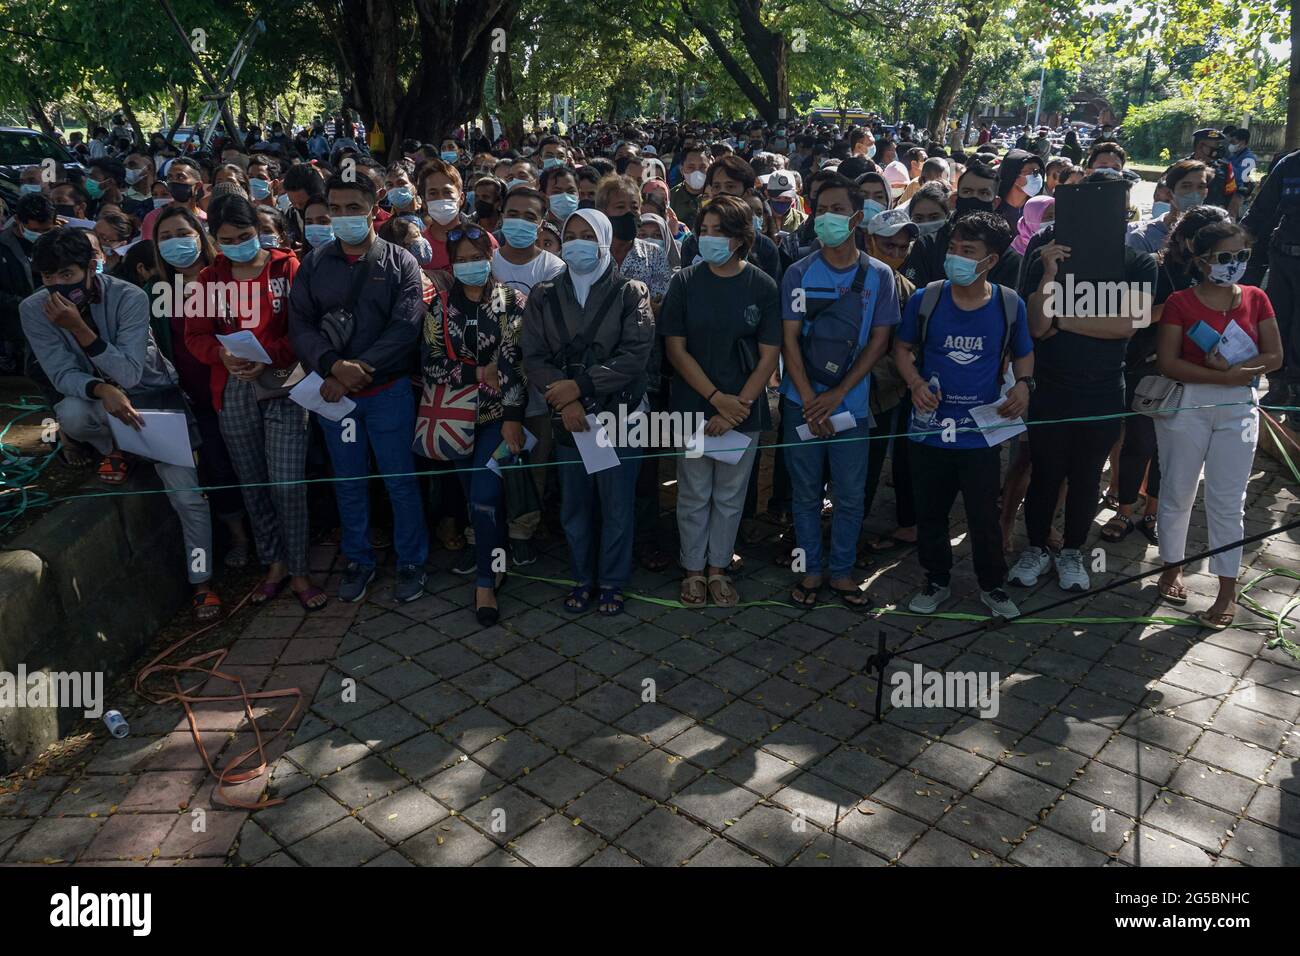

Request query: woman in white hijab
[{"left": 520, "top": 207, "right": 656, "bottom": 617}]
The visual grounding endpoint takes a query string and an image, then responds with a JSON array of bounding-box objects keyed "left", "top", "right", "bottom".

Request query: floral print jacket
[{"left": 421, "top": 275, "right": 527, "bottom": 424}]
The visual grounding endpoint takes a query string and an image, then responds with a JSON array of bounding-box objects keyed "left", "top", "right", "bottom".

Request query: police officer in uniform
[
  {"left": 1243, "top": 146, "right": 1300, "bottom": 411},
  {"left": 1190, "top": 128, "right": 1240, "bottom": 218}
]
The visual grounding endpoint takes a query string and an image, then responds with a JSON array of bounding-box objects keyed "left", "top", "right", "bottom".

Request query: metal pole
[{"left": 1032, "top": 57, "right": 1046, "bottom": 127}]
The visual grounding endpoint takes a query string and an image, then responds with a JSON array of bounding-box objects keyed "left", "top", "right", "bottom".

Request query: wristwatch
[{"left": 1016, "top": 375, "right": 1036, "bottom": 393}]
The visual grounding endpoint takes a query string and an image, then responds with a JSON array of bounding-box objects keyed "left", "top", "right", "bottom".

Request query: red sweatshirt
[{"left": 186, "top": 247, "right": 300, "bottom": 410}]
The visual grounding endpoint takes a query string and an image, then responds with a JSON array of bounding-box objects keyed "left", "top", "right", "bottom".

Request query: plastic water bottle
[
  {"left": 918, "top": 375, "right": 942, "bottom": 428},
  {"left": 103, "top": 710, "right": 129, "bottom": 739}
]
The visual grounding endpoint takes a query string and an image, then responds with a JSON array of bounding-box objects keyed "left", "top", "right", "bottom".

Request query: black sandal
[
  {"left": 830, "top": 583, "right": 870, "bottom": 608},
  {"left": 1137, "top": 514, "right": 1158, "bottom": 544},
  {"left": 1100, "top": 514, "right": 1134, "bottom": 543},
  {"left": 791, "top": 578, "right": 822, "bottom": 606},
  {"left": 565, "top": 585, "right": 593, "bottom": 613}
]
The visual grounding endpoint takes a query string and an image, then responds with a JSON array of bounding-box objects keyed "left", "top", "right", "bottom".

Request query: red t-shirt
[
  {"left": 1163, "top": 284, "right": 1274, "bottom": 367},
  {"left": 186, "top": 248, "right": 299, "bottom": 410}
]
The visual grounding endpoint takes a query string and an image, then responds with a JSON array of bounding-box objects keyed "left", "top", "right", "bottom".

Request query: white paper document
[
  {"left": 289, "top": 371, "right": 356, "bottom": 422},
  {"left": 486, "top": 429, "right": 539, "bottom": 476},
  {"left": 968, "top": 396, "right": 1026, "bottom": 446},
  {"left": 217, "top": 330, "right": 274, "bottom": 365},
  {"left": 108, "top": 410, "right": 195, "bottom": 469},
  {"left": 1216, "top": 320, "right": 1260, "bottom": 367},
  {"left": 797, "top": 410, "right": 857, "bottom": 442},
  {"left": 573, "top": 414, "right": 620, "bottom": 474},
  {"left": 686, "top": 430, "right": 754, "bottom": 465}
]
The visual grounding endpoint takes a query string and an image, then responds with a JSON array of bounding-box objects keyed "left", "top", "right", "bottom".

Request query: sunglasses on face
[
  {"left": 1203, "top": 249, "right": 1251, "bottom": 265},
  {"left": 447, "top": 227, "right": 484, "bottom": 242}
]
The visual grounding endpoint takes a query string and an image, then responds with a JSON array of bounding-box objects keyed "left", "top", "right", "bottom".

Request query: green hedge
[{"left": 1120, "top": 97, "right": 1201, "bottom": 163}]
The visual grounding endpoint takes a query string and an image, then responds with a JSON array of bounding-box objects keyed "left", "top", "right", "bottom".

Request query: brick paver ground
[{"left": 3, "top": 455, "right": 1298, "bottom": 867}]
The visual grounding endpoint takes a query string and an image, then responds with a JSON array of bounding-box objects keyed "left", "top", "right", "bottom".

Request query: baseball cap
[
  {"left": 868, "top": 208, "right": 919, "bottom": 238},
  {"left": 764, "top": 170, "right": 798, "bottom": 194}
]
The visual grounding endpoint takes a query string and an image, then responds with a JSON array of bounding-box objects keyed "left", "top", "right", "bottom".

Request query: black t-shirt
[
  {"left": 1125, "top": 260, "right": 1194, "bottom": 378},
  {"left": 1022, "top": 242, "right": 1158, "bottom": 418},
  {"left": 901, "top": 222, "right": 1023, "bottom": 291},
  {"left": 659, "top": 262, "right": 781, "bottom": 433}
]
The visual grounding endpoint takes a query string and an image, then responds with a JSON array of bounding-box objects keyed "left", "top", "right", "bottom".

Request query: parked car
[{"left": 0, "top": 126, "right": 81, "bottom": 213}]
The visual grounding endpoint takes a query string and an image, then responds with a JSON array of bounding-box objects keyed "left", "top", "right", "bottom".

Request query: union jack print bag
[{"left": 413, "top": 287, "right": 479, "bottom": 461}]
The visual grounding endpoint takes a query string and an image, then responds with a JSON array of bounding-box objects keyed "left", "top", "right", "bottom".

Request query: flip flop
[
  {"left": 1158, "top": 581, "right": 1189, "bottom": 606},
  {"left": 1137, "top": 514, "right": 1159, "bottom": 545},
  {"left": 597, "top": 586, "right": 625, "bottom": 616},
  {"left": 192, "top": 590, "right": 222, "bottom": 622},
  {"left": 96, "top": 452, "right": 130, "bottom": 484},
  {"left": 250, "top": 577, "right": 289, "bottom": 606},
  {"left": 680, "top": 575, "right": 707, "bottom": 606},
  {"left": 565, "top": 585, "right": 593, "bottom": 613},
  {"left": 1195, "top": 609, "right": 1235, "bottom": 631},
  {"left": 830, "top": 583, "right": 870, "bottom": 608},
  {"left": 707, "top": 573, "right": 738, "bottom": 607},
  {"left": 294, "top": 584, "right": 329, "bottom": 612},
  {"left": 791, "top": 579, "right": 822, "bottom": 606}
]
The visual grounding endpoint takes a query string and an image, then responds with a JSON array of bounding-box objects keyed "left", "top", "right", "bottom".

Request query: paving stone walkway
[{"left": 3, "top": 458, "right": 1299, "bottom": 867}]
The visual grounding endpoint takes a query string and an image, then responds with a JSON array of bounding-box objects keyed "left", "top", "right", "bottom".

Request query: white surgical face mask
[{"left": 1022, "top": 173, "right": 1043, "bottom": 197}]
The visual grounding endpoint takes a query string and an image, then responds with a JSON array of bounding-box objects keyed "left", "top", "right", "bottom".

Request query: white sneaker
[
  {"left": 980, "top": 587, "right": 1021, "bottom": 618},
  {"left": 1056, "top": 548, "right": 1090, "bottom": 592},
  {"left": 1007, "top": 546, "right": 1052, "bottom": 587},
  {"left": 908, "top": 582, "right": 952, "bottom": 614}
]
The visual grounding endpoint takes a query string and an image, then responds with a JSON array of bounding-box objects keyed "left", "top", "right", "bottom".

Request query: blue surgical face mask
[
  {"left": 699, "top": 235, "right": 735, "bottom": 265},
  {"left": 21, "top": 227, "right": 42, "bottom": 243},
  {"left": 502, "top": 217, "right": 540, "bottom": 249},
  {"left": 94, "top": 258, "right": 105, "bottom": 274},
  {"left": 753, "top": 215, "right": 765, "bottom": 236},
  {"left": 549, "top": 193, "right": 579, "bottom": 220},
  {"left": 441, "top": 150, "right": 460, "bottom": 164},
  {"left": 258, "top": 233, "right": 281, "bottom": 249},
  {"left": 944, "top": 252, "right": 987, "bottom": 286},
  {"left": 249, "top": 178, "right": 271, "bottom": 199},
  {"left": 275, "top": 193, "right": 292, "bottom": 213},
  {"left": 562, "top": 239, "right": 602, "bottom": 274},
  {"left": 20, "top": 183, "right": 42, "bottom": 195},
  {"left": 158, "top": 236, "right": 201, "bottom": 267},
  {"left": 407, "top": 237, "right": 433, "bottom": 265},
  {"left": 305, "top": 224, "right": 335, "bottom": 247},
  {"left": 1149, "top": 201, "right": 1172, "bottom": 219},
  {"left": 465, "top": 190, "right": 476, "bottom": 210},
  {"left": 387, "top": 185, "right": 414, "bottom": 209},
  {"left": 331, "top": 215, "right": 371, "bottom": 245},
  {"left": 453, "top": 259, "right": 492, "bottom": 286},
  {"left": 866, "top": 144, "right": 877, "bottom": 160},
  {"left": 860, "top": 200, "right": 886, "bottom": 227},
  {"left": 220, "top": 235, "right": 262, "bottom": 263},
  {"left": 543, "top": 157, "right": 563, "bottom": 170},
  {"left": 644, "top": 237, "right": 664, "bottom": 251},
  {"left": 1022, "top": 173, "right": 1044, "bottom": 197},
  {"left": 153, "top": 196, "right": 172, "bottom": 209},
  {"left": 916, "top": 218, "right": 946, "bottom": 237},
  {"left": 1174, "top": 191, "right": 1203, "bottom": 212},
  {"left": 84, "top": 178, "right": 105, "bottom": 200},
  {"left": 506, "top": 178, "right": 529, "bottom": 191}
]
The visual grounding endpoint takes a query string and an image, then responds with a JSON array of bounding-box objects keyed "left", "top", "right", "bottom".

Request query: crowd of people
[{"left": 0, "top": 110, "right": 1288, "bottom": 634}]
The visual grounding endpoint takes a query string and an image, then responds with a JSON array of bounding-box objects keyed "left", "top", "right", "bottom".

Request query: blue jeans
[
  {"left": 318, "top": 380, "right": 428, "bottom": 569},
  {"left": 556, "top": 440, "right": 640, "bottom": 589},
  {"left": 782, "top": 404, "right": 870, "bottom": 579},
  {"left": 459, "top": 420, "right": 506, "bottom": 588}
]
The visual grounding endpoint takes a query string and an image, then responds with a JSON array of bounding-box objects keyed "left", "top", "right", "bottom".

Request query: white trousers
[{"left": 1154, "top": 383, "right": 1257, "bottom": 578}]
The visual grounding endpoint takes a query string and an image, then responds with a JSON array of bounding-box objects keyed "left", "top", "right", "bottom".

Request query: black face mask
[
  {"left": 954, "top": 196, "right": 994, "bottom": 219},
  {"left": 169, "top": 181, "right": 195, "bottom": 203},
  {"left": 474, "top": 200, "right": 497, "bottom": 220},
  {"left": 54, "top": 204, "right": 77, "bottom": 218},
  {"left": 611, "top": 211, "right": 638, "bottom": 242},
  {"left": 49, "top": 273, "right": 93, "bottom": 308},
  {"left": 578, "top": 198, "right": 596, "bottom": 210}
]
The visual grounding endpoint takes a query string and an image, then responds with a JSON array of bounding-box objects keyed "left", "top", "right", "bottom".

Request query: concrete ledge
[{"left": 0, "top": 473, "right": 190, "bottom": 773}]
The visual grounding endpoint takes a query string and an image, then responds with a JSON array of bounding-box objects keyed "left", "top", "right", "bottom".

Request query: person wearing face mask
[
  {"left": 595, "top": 173, "right": 673, "bottom": 571},
  {"left": 1010, "top": 169, "right": 1157, "bottom": 594},
  {"left": 906, "top": 183, "right": 951, "bottom": 242},
  {"left": 1226, "top": 127, "right": 1258, "bottom": 192},
  {"left": 893, "top": 212, "right": 1033, "bottom": 618},
  {"left": 854, "top": 172, "right": 892, "bottom": 243},
  {"left": 419, "top": 225, "right": 527, "bottom": 625},
  {"left": 901, "top": 160, "right": 1022, "bottom": 289},
  {"left": 185, "top": 195, "right": 323, "bottom": 611},
  {"left": 1154, "top": 221, "right": 1282, "bottom": 629},
  {"left": 120, "top": 151, "right": 157, "bottom": 220},
  {"left": 859, "top": 208, "right": 919, "bottom": 557},
  {"left": 288, "top": 173, "right": 430, "bottom": 605},
  {"left": 764, "top": 170, "right": 806, "bottom": 234},
  {"left": 781, "top": 172, "right": 899, "bottom": 608},
  {"left": 994, "top": 149, "right": 1044, "bottom": 231},
  {"left": 468, "top": 175, "right": 505, "bottom": 233},
  {"left": 660, "top": 195, "right": 780, "bottom": 607},
  {"left": 21, "top": 226, "right": 221, "bottom": 620},
  {"left": 0, "top": 193, "right": 60, "bottom": 386},
  {"left": 418, "top": 158, "right": 470, "bottom": 274},
  {"left": 521, "top": 208, "right": 655, "bottom": 616},
  {"left": 540, "top": 165, "right": 581, "bottom": 228},
  {"left": 1127, "top": 160, "right": 1209, "bottom": 256},
  {"left": 140, "top": 157, "right": 207, "bottom": 241},
  {"left": 682, "top": 157, "right": 781, "bottom": 280},
  {"left": 1188, "top": 129, "right": 1239, "bottom": 218},
  {"left": 50, "top": 182, "right": 91, "bottom": 224},
  {"left": 1010, "top": 195, "right": 1054, "bottom": 259},
  {"left": 670, "top": 145, "right": 711, "bottom": 227}
]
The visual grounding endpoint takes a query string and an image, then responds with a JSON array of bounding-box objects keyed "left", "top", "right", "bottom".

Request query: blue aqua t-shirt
[
  {"left": 779, "top": 250, "right": 900, "bottom": 421},
  {"left": 896, "top": 282, "right": 1033, "bottom": 448}
]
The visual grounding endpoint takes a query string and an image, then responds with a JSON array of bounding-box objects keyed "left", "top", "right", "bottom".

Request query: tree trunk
[
  {"left": 927, "top": 8, "right": 989, "bottom": 135},
  {"left": 320, "top": 0, "right": 522, "bottom": 163},
  {"left": 1288, "top": 0, "right": 1300, "bottom": 150},
  {"left": 23, "top": 90, "right": 57, "bottom": 138},
  {"left": 166, "top": 88, "right": 190, "bottom": 145},
  {"left": 496, "top": 46, "right": 524, "bottom": 145},
  {"left": 118, "top": 86, "right": 145, "bottom": 146},
  {"left": 682, "top": 0, "right": 788, "bottom": 124}
]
